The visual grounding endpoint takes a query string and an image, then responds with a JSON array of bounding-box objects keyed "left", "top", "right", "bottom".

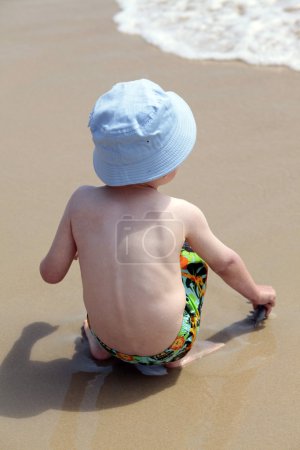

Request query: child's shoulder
[
  {"left": 72, "top": 184, "right": 100, "bottom": 194},
  {"left": 168, "top": 195, "right": 207, "bottom": 226},
  {"left": 169, "top": 195, "right": 200, "bottom": 214},
  {"left": 70, "top": 184, "right": 103, "bottom": 199},
  {"left": 67, "top": 185, "right": 101, "bottom": 211}
]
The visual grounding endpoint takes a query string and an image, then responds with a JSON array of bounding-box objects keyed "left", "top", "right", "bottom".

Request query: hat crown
[{"left": 89, "top": 79, "right": 174, "bottom": 147}]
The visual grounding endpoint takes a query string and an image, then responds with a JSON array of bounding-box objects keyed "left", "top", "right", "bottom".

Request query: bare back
[{"left": 71, "top": 185, "right": 188, "bottom": 355}]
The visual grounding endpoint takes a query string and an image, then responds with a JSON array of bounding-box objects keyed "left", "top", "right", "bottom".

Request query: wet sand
[{"left": 1, "top": 0, "right": 300, "bottom": 449}]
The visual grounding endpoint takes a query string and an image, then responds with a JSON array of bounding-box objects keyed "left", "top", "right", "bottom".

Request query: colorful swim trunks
[{"left": 88, "top": 242, "right": 208, "bottom": 365}]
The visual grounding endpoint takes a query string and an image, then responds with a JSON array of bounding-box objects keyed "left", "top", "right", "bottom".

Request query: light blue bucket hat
[{"left": 88, "top": 79, "right": 196, "bottom": 186}]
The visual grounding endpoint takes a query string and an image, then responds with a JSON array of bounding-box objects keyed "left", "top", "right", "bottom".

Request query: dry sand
[{"left": 1, "top": 0, "right": 300, "bottom": 449}]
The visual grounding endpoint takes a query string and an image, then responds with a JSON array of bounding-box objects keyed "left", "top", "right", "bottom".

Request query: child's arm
[
  {"left": 40, "top": 197, "right": 77, "bottom": 284},
  {"left": 184, "top": 203, "right": 276, "bottom": 315}
]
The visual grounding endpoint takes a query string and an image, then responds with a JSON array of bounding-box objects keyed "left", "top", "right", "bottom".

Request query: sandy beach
[{"left": 1, "top": 0, "right": 300, "bottom": 449}]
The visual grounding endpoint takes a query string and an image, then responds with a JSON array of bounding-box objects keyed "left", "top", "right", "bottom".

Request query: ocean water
[{"left": 114, "top": 0, "right": 300, "bottom": 71}]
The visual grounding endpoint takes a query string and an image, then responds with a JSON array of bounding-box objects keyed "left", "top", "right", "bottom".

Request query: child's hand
[{"left": 252, "top": 285, "right": 276, "bottom": 317}]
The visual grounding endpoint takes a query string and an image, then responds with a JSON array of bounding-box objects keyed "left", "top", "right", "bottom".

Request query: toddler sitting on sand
[{"left": 40, "top": 79, "right": 276, "bottom": 368}]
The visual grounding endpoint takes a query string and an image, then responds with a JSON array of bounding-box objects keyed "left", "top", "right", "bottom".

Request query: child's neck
[{"left": 106, "top": 183, "right": 158, "bottom": 191}]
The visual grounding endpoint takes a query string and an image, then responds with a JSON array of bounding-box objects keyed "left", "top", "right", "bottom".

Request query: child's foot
[
  {"left": 82, "top": 320, "right": 112, "bottom": 361},
  {"left": 165, "top": 340, "right": 224, "bottom": 369}
]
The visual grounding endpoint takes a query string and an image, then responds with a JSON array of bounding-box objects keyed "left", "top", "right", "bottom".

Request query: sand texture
[{"left": 1, "top": 1, "right": 300, "bottom": 449}]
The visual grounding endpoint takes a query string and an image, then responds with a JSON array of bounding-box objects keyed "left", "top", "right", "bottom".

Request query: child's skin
[{"left": 40, "top": 169, "right": 276, "bottom": 368}]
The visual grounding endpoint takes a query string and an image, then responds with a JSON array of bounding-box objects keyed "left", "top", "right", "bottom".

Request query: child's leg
[
  {"left": 83, "top": 319, "right": 112, "bottom": 361},
  {"left": 165, "top": 339, "right": 224, "bottom": 368}
]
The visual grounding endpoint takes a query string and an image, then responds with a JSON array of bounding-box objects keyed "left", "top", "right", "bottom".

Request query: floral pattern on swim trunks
[{"left": 91, "top": 242, "right": 208, "bottom": 365}]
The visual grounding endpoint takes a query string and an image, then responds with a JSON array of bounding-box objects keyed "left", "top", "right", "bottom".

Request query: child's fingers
[
  {"left": 251, "top": 285, "right": 276, "bottom": 317},
  {"left": 264, "top": 303, "right": 273, "bottom": 317},
  {"left": 258, "top": 285, "right": 276, "bottom": 306}
]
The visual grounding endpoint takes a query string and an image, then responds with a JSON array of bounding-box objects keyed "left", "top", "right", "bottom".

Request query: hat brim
[{"left": 93, "top": 91, "right": 196, "bottom": 186}]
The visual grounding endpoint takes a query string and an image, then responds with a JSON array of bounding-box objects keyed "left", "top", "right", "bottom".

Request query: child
[{"left": 40, "top": 79, "right": 276, "bottom": 368}]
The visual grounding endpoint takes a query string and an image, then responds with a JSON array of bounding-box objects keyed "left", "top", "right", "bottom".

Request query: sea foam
[{"left": 114, "top": 0, "right": 300, "bottom": 71}]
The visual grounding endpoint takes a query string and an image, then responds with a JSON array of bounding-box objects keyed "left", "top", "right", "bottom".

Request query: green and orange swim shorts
[{"left": 88, "top": 242, "right": 208, "bottom": 365}]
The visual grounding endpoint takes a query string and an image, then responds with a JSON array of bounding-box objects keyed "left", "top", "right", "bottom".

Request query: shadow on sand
[
  {"left": 0, "top": 322, "right": 180, "bottom": 418},
  {"left": 0, "top": 315, "right": 262, "bottom": 418}
]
